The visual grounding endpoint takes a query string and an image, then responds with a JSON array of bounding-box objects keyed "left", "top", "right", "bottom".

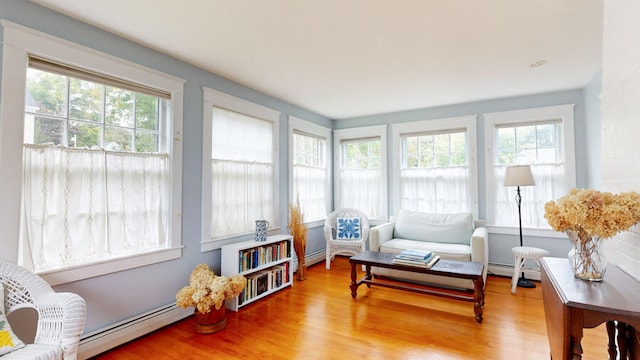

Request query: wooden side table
[{"left": 540, "top": 257, "right": 640, "bottom": 359}]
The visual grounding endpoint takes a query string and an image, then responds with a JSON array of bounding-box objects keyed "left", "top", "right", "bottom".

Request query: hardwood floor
[{"left": 91, "top": 257, "right": 608, "bottom": 359}]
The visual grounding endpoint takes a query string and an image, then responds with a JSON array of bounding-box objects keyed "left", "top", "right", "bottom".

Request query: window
[
  {"left": 202, "top": 88, "right": 280, "bottom": 250},
  {"left": 0, "top": 21, "right": 184, "bottom": 284},
  {"left": 333, "top": 126, "right": 387, "bottom": 221},
  {"left": 391, "top": 116, "right": 478, "bottom": 217},
  {"left": 289, "top": 116, "right": 330, "bottom": 223},
  {"left": 485, "top": 104, "right": 576, "bottom": 231}
]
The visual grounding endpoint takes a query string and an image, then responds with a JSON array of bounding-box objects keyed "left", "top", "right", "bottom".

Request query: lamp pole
[{"left": 515, "top": 185, "right": 535, "bottom": 288}]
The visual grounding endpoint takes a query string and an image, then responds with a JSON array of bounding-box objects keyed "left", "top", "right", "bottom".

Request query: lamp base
[{"left": 517, "top": 275, "right": 536, "bottom": 289}]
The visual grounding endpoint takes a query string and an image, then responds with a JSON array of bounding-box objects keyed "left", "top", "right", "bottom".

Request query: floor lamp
[{"left": 504, "top": 165, "right": 536, "bottom": 288}]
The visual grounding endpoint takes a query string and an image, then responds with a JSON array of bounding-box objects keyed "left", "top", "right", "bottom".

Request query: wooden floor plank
[{"left": 91, "top": 256, "right": 609, "bottom": 359}]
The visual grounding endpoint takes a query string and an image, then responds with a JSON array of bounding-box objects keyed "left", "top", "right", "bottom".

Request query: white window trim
[
  {"left": 0, "top": 20, "right": 184, "bottom": 285},
  {"left": 201, "top": 87, "right": 281, "bottom": 252},
  {"left": 288, "top": 116, "right": 331, "bottom": 227},
  {"left": 484, "top": 104, "right": 576, "bottom": 235},
  {"left": 391, "top": 115, "right": 479, "bottom": 219},
  {"left": 333, "top": 125, "right": 388, "bottom": 221}
]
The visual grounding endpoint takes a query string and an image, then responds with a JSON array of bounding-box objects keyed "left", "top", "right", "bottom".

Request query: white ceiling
[{"left": 31, "top": 0, "right": 603, "bottom": 119}]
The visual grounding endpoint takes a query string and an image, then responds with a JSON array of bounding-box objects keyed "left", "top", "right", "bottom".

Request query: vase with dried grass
[{"left": 288, "top": 197, "right": 308, "bottom": 280}]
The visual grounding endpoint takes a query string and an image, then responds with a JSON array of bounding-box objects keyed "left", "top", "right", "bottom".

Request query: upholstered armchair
[
  {"left": 324, "top": 208, "right": 370, "bottom": 270},
  {"left": 0, "top": 261, "right": 86, "bottom": 360}
]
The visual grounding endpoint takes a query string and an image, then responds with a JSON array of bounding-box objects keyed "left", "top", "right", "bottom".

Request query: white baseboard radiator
[
  {"left": 78, "top": 304, "right": 192, "bottom": 359},
  {"left": 488, "top": 263, "right": 541, "bottom": 281}
]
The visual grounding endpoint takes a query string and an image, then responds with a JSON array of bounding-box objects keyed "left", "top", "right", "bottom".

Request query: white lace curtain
[
  {"left": 210, "top": 159, "right": 273, "bottom": 238},
  {"left": 339, "top": 168, "right": 382, "bottom": 219},
  {"left": 21, "top": 145, "right": 168, "bottom": 272},
  {"left": 210, "top": 107, "right": 274, "bottom": 238},
  {"left": 494, "top": 163, "right": 564, "bottom": 228},
  {"left": 400, "top": 166, "right": 470, "bottom": 214},
  {"left": 293, "top": 164, "right": 327, "bottom": 222}
]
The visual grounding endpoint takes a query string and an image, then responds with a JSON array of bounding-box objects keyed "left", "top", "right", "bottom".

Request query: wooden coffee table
[{"left": 349, "top": 251, "right": 485, "bottom": 323}]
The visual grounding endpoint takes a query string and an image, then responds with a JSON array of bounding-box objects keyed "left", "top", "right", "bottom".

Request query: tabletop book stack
[{"left": 392, "top": 249, "right": 440, "bottom": 268}]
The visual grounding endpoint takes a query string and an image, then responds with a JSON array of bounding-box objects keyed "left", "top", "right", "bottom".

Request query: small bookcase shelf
[{"left": 221, "top": 234, "right": 293, "bottom": 311}]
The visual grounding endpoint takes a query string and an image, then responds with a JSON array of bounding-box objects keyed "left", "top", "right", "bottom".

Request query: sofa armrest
[
  {"left": 369, "top": 222, "right": 395, "bottom": 251},
  {"left": 470, "top": 226, "right": 489, "bottom": 284}
]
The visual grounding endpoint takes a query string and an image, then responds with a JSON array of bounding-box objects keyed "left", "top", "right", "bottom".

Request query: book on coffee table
[
  {"left": 394, "top": 249, "right": 433, "bottom": 261},
  {"left": 392, "top": 254, "right": 440, "bottom": 268}
]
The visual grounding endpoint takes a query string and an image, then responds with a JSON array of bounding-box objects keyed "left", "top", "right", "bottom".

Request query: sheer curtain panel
[
  {"left": 400, "top": 166, "right": 470, "bottom": 213},
  {"left": 210, "top": 107, "right": 274, "bottom": 238},
  {"left": 22, "top": 145, "right": 168, "bottom": 271}
]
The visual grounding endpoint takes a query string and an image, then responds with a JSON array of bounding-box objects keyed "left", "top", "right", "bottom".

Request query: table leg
[
  {"left": 473, "top": 277, "right": 484, "bottom": 324},
  {"left": 607, "top": 321, "right": 618, "bottom": 360},
  {"left": 617, "top": 321, "right": 629, "bottom": 360},
  {"left": 350, "top": 261, "right": 358, "bottom": 298},
  {"left": 365, "top": 265, "right": 372, "bottom": 287}
]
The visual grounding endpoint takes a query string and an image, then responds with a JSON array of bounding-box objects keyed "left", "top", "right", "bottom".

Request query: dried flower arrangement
[
  {"left": 288, "top": 197, "right": 308, "bottom": 280},
  {"left": 545, "top": 188, "right": 640, "bottom": 280},
  {"left": 176, "top": 263, "right": 246, "bottom": 313},
  {"left": 544, "top": 188, "right": 640, "bottom": 238}
]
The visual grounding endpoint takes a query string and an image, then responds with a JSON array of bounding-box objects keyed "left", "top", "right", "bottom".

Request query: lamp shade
[{"left": 504, "top": 165, "right": 535, "bottom": 187}]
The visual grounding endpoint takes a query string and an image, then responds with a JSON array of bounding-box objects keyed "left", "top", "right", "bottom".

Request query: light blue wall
[
  {"left": 1, "top": 0, "right": 602, "bottom": 335},
  {"left": 0, "top": 0, "right": 330, "bottom": 333}
]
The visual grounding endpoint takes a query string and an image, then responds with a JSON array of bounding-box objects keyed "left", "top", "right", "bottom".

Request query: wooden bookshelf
[{"left": 221, "top": 234, "right": 293, "bottom": 311}]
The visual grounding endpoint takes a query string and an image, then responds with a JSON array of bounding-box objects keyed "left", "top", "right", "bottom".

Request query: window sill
[
  {"left": 38, "top": 247, "right": 183, "bottom": 286},
  {"left": 487, "top": 225, "right": 566, "bottom": 239},
  {"left": 201, "top": 227, "right": 283, "bottom": 252}
]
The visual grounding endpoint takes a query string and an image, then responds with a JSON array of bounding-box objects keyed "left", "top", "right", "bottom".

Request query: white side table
[{"left": 511, "top": 246, "right": 551, "bottom": 294}]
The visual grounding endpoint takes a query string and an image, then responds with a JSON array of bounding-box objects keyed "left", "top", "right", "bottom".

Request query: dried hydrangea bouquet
[
  {"left": 544, "top": 188, "right": 640, "bottom": 281},
  {"left": 176, "top": 263, "right": 246, "bottom": 333}
]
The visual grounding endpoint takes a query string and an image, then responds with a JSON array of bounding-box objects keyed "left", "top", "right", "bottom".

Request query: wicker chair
[
  {"left": 0, "top": 261, "right": 86, "bottom": 360},
  {"left": 324, "top": 208, "right": 370, "bottom": 270}
]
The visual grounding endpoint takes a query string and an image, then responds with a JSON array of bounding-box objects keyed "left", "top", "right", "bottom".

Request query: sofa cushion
[
  {"left": 0, "top": 284, "right": 26, "bottom": 356},
  {"left": 393, "top": 210, "right": 473, "bottom": 245},
  {"left": 380, "top": 239, "right": 471, "bottom": 262},
  {"left": 0, "top": 344, "right": 63, "bottom": 360}
]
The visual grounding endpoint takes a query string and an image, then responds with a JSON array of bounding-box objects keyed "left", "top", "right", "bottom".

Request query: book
[
  {"left": 256, "top": 271, "right": 269, "bottom": 296},
  {"left": 393, "top": 255, "right": 440, "bottom": 269},
  {"left": 395, "top": 249, "right": 433, "bottom": 261}
]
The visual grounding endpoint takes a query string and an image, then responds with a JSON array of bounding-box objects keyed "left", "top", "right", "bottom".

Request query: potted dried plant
[
  {"left": 176, "top": 263, "right": 246, "bottom": 333},
  {"left": 288, "top": 197, "right": 308, "bottom": 280}
]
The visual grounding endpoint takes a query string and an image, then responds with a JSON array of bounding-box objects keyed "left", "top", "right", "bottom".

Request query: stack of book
[{"left": 392, "top": 249, "right": 440, "bottom": 268}]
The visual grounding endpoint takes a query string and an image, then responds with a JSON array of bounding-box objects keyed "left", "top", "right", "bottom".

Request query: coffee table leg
[
  {"left": 350, "top": 261, "right": 358, "bottom": 298},
  {"left": 473, "top": 278, "right": 484, "bottom": 324}
]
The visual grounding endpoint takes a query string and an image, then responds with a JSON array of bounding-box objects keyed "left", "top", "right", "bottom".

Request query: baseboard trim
[
  {"left": 78, "top": 304, "right": 192, "bottom": 359},
  {"left": 293, "top": 249, "right": 326, "bottom": 270},
  {"left": 488, "top": 263, "right": 541, "bottom": 281}
]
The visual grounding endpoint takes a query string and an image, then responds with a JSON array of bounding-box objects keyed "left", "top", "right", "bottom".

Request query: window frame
[
  {"left": 391, "top": 115, "right": 478, "bottom": 219},
  {"left": 0, "top": 20, "right": 184, "bottom": 285},
  {"left": 333, "top": 125, "right": 388, "bottom": 222},
  {"left": 201, "top": 87, "right": 280, "bottom": 252},
  {"left": 484, "top": 104, "right": 576, "bottom": 237},
  {"left": 288, "top": 116, "right": 331, "bottom": 226}
]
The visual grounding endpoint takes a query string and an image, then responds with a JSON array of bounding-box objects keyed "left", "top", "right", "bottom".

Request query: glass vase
[{"left": 565, "top": 229, "right": 607, "bottom": 281}]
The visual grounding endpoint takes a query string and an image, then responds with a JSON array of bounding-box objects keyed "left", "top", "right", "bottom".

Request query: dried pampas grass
[{"left": 288, "top": 197, "right": 308, "bottom": 279}]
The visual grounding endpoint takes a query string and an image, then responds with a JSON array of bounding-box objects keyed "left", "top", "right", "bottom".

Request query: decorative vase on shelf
[
  {"left": 194, "top": 302, "right": 227, "bottom": 334},
  {"left": 565, "top": 229, "right": 607, "bottom": 281}
]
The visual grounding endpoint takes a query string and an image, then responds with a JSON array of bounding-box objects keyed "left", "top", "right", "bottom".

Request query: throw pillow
[
  {"left": 0, "top": 284, "right": 26, "bottom": 355},
  {"left": 337, "top": 217, "right": 361, "bottom": 240}
]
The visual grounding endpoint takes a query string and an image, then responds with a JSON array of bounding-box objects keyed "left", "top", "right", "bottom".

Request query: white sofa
[{"left": 369, "top": 209, "right": 488, "bottom": 290}]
